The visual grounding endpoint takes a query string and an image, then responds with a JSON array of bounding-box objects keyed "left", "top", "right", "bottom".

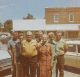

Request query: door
[
  {"left": 76, "top": 45, "right": 80, "bottom": 68},
  {"left": 65, "top": 44, "right": 77, "bottom": 67}
]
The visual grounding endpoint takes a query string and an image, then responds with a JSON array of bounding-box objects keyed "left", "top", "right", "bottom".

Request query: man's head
[
  {"left": 26, "top": 31, "right": 33, "bottom": 42},
  {"left": 48, "top": 32, "right": 55, "bottom": 40},
  {"left": 35, "top": 31, "right": 43, "bottom": 42},
  {"left": 42, "top": 34, "right": 48, "bottom": 43},
  {"left": 55, "top": 31, "right": 62, "bottom": 41},
  {"left": 19, "top": 33, "right": 24, "bottom": 41},
  {"left": 38, "top": 31, "right": 43, "bottom": 40},
  {"left": 12, "top": 31, "right": 19, "bottom": 40}
]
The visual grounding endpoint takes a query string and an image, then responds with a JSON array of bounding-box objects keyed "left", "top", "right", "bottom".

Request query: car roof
[{"left": 66, "top": 40, "right": 80, "bottom": 45}]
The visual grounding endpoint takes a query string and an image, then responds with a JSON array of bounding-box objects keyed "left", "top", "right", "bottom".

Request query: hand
[
  {"left": 54, "top": 55, "right": 57, "bottom": 60},
  {"left": 59, "top": 51, "right": 64, "bottom": 55},
  {"left": 13, "top": 59, "right": 16, "bottom": 65},
  {"left": 37, "top": 63, "right": 40, "bottom": 67}
]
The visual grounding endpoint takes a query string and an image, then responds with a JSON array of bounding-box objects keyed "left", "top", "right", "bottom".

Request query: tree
[
  {"left": 0, "top": 23, "right": 3, "bottom": 32},
  {"left": 23, "top": 13, "right": 35, "bottom": 19},
  {"left": 4, "top": 20, "right": 12, "bottom": 32}
]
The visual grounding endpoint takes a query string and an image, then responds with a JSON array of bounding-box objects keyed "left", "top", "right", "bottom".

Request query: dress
[{"left": 38, "top": 43, "right": 52, "bottom": 77}]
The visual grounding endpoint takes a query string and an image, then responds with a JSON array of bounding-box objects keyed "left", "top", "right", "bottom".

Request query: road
[{"left": 5, "top": 71, "right": 80, "bottom": 77}]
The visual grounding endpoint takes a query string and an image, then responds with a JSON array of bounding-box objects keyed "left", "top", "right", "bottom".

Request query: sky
[{"left": 0, "top": 0, "right": 80, "bottom": 22}]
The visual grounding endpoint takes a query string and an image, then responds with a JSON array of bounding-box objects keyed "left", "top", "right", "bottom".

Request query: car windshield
[
  {"left": 77, "top": 45, "right": 80, "bottom": 53},
  {"left": 68, "top": 44, "right": 76, "bottom": 52}
]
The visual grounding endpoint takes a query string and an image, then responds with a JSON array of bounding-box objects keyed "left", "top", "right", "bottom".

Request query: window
[
  {"left": 69, "top": 14, "right": 74, "bottom": 22},
  {"left": 77, "top": 45, "right": 80, "bottom": 53},
  {"left": 68, "top": 44, "right": 76, "bottom": 52},
  {"left": 53, "top": 14, "right": 59, "bottom": 23}
]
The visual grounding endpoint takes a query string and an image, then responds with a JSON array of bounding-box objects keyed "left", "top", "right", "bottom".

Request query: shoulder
[
  {"left": 8, "top": 39, "right": 13, "bottom": 45},
  {"left": 31, "top": 40, "right": 37, "bottom": 45},
  {"left": 60, "top": 39, "right": 66, "bottom": 43},
  {"left": 21, "top": 40, "right": 26, "bottom": 44}
]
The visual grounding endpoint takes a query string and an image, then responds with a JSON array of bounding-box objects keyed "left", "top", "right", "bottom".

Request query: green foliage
[
  {"left": 23, "top": 13, "right": 35, "bottom": 19},
  {"left": 4, "top": 20, "right": 12, "bottom": 32}
]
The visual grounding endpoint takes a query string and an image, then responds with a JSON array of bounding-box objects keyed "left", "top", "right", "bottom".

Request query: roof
[
  {"left": 66, "top": 40, "right": 80, "bottom": 45},
  {"left": 45, "top": 7, "right": 80, "bottom": 12},
  {"left": 13, "top": 19, "right": 45, "bottom": 31},
  {"left": 46, "top": 24, "right": 80, "bottom": 31},
  {"left": 13, "top": 19, "right": 80, "bottom": 31}
]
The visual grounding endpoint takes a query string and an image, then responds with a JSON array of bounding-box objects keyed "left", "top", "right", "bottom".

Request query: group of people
[{"left": 0, "top": 31, "right": 68, "bottom": 77}]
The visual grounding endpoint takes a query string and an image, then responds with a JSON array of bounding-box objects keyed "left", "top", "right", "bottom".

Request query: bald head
[
  {"left": 48, "top": 32, "right": 55, "bottom": 40},
  {"left": 26, "top": 31, "right": 33, "bottom": 42}
]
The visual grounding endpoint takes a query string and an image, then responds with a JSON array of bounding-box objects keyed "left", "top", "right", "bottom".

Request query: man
[
  {"left": 8, "top": 31, "right": 20, "bottom": 77},
  {"left": 48, "top": 32, "right": 55, "bottom": 43},
  {"left": 35, "top": 31, "right": 43, "bottom": 43},
  {"left": 20, "top": 31, "right": 38, "bottom": 77},
  {"left": 55, "top": 31, "right": 68, "bottom": 77},
  {"left": 48, "top": 32, "right": 57, "bottom": 77},
  {"left": 34, "top": 31, "right": 43, "bottom": 77}
]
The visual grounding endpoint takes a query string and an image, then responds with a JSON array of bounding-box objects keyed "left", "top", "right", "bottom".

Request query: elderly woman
[{"left": 37, "top": 34, "right": 52, "bottom": 77}]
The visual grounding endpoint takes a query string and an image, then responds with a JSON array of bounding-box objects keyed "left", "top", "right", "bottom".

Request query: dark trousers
[
  {"left": 20, "top": 55, "right": 38, "bottom": 77},
  {"left": 12, "top": 60, "right": 16, "bottom": 77},
  {"left": 56, "top": 55, "right": 64, "bottom": 77}
]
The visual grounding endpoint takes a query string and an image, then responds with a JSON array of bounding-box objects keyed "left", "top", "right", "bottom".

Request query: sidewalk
[
  {"left": 5, "top": 71, "right": 80, "bottom": 77},
  {"left": 64, "top": 71, "right": 80, "bottom": 77}
]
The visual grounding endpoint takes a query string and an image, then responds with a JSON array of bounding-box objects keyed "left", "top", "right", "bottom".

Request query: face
[
  {"left": 35, "top": 32, "right": 39, "bottom": 38},
  {"left": 19, "top": 35, "right": 24, "bottom": 41},
  {"left": 12, "top": 32, "right": 19, "bottom": 39},
  {"left": 38, "top": 34, "right": 43, "bottom": 40},
  {"left": 56, "top": 32, "right": 62, "bottom": 41},
  {"left": 48, "top": 32, "right": 55, "bottom": 40},
  {"left": 26, "top": 35, "right": 32, "bottom": 42},
  {"left": 42, "top": 35, "right": 48, "bottom": 43}
]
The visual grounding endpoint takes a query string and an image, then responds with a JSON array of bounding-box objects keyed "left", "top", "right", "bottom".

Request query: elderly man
[
  {"left": 35, "top": 31, "right": 43, "bottom": 43},
  {"left": 48, "top": 32, "right": 55, "bottom": 43},
  {"left": 48, "top": 32, "right": 57, "bottom": 77},
  {"left": 20, "top": 31, "right": 38, "bottom": 77},
  {"left": 55, "top": 31, "right": 68, "bottom": 77},
  {"left": 8, "top": 31, "right": 20, "bottom": 77}
]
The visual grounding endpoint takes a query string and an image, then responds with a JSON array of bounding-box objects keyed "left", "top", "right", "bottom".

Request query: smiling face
[
  {"left": 48, "top": 32, "right": 55, "bottom": 40},
  {"left": 42, "top": 34, "right": 48, "bottom": 43},
  {"left": 26, "top": 35, "right": 32, "bottom": 42},
  {"left": 26, "top": 31, "right": 33, "bottom": 42},
  {"left": 12, "top": 32, "right": 19, "bottom": 40},
  {"left": 56, "top": 32, "right": 62, "bottom": 41}
]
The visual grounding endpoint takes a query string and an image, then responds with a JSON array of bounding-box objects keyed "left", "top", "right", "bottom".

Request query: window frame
[
  {"left": 53, "top": 14, "right": 60, "bottom": 23},
  {"left": 69, "top": 14, "right": 74, "bottom": 23}
]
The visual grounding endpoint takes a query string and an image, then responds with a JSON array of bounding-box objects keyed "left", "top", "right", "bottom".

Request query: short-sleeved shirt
[
  {"left": 55, "top": 39, "right": 67, "bottom": 55},
  {"left": 21, "top": 40, "right": 38, "bottom": 57},
  {"left": 8, "top": 39, "right": 20, "bottom": 58}
]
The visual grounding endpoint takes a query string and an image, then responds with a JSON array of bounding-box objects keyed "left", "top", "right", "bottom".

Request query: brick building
[{"left": 45, "top": 7, "right": 80, "bottom": 39}]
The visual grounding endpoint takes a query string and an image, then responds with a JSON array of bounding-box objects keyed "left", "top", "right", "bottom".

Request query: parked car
[
  {"left": 65, "top": 40, "right": 80, "bottom": 70},
  {"left": 0, "top": 50, "right": 11, "bottom": 72}
]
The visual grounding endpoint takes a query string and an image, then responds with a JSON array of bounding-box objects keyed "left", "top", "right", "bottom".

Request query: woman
[{"left": 37, "top": 34, "right": 52, "bottom": 77}]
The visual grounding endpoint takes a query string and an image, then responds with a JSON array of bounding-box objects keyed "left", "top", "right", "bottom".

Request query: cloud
[
  {"left": 0, "top": 4, "right": 14, "bottom": 9},
  {"left": 0, "top": 5, "right": 9, "bottom": 9}
]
